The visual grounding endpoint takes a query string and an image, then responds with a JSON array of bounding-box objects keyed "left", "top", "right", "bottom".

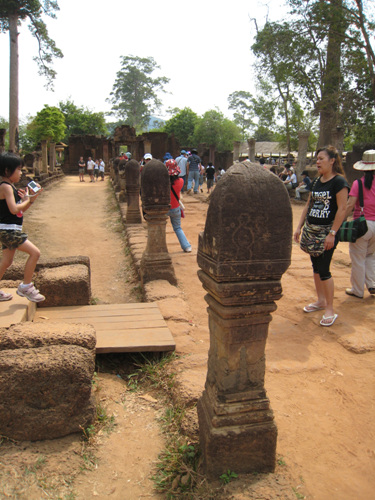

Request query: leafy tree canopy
[
  {"left": 228, "top": 91, "right": 255, "bottom": 140},
  {"left": 58, "top": 99, "right": 108, "bottom": 140},
  {"left": 27, "top": 105, "right": 66, "bottom": 147},
  {"left": 108, "top": 55, "right": 169, "bottom": 132},
  {"left": 193, "top": 109, "right": 241, "bottom": 152},
  {"left": 163, "top": 107, "right": 199, "bottom": 146}
]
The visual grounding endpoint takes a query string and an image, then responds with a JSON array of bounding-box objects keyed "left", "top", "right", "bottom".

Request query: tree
[
  {"left": 284, "top": 0, "right": 375, "bottom": 146},
  {"left": 0, "top": 1, "right": 63, "bottom": 152},
  {"left": 58, "top": 100, "right": 108, "bottom": 140},
  {"left": 108, "top": 55, "right": 169, "bottom": 132},
  {"left": 163, "top": 107, "right": 199, "bottom": 146},
  {"left": 252, "top": 21, "right": 304, "bottom": 155},
  {"left": 228, "top": 91, "right": 255, "bottom": 140},
  {"left": 193, "top": 109, "right": 241, "bottom": 152},
  {"left": 27, "top": 105, "right": 66, "bottom": 148}
]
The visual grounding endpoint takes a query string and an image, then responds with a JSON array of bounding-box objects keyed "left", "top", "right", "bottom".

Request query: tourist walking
[
  {"left": 345, "top": 150, "right": 375, "bottom": 298},
  {"left": 294, "top": 146, "right": 349, "bottom": 327},
  {"left": 78, "top": 156, "right": 85, "bottom": 182},
  {"left": 0, "top": 153, "right": 45, "bottom": 302},
  {"left": 94, "top": 160, "right": 100, "bottom": 181},
  {"left": 166, "top": 159, "right": 192, "bottom": 252},
  {"left": 175, "top": 150, "right": 188, "bottom": 192},
  {"left": 206, "top": 162, "right": 215, "bottom": 194},
  {"left": 99, "top": 159, "right": 105, "bottom": 181},
  {"left": 187, "top": 149, "right": 201, "bottom": 194},
  {"left": 87, "top": 157, "right": 95, "bottom": 182}
]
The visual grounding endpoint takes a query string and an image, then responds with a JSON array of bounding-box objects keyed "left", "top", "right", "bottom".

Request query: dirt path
[{"left": 1, "top": 175, "right": 375, "bottom": 499}]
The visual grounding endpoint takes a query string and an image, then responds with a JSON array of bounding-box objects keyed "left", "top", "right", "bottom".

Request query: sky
[{"left": 0, "top": 0, "right": 286, "bottom": 125}]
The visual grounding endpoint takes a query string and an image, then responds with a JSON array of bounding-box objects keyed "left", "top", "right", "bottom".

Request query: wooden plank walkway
[{"left": 33, "top": 302, "right": 176, "bottom": 353}]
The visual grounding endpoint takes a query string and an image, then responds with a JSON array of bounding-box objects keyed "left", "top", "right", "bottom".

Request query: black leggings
[{"left": 310, "top": 248, "right": 335, "bottom": 281}]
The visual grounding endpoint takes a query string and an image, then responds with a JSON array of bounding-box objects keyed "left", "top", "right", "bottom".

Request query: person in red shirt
[{"left": 166, "top": 159, "right": 192, "bottom": 253}]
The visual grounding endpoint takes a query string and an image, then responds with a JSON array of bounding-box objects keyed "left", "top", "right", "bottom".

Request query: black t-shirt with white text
[{"left": 307, "top": 175, "right": 349, "bottom": 225}]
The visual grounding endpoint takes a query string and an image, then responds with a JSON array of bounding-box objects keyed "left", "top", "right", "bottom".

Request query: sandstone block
[
  {"left": 35, "top": 264, "right": 91, "bottom": 307},
  {"left": 0, "top": 322, "right": 96, "bottom": 441}
]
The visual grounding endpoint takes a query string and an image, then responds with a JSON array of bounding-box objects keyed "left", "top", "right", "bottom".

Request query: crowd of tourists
[
  {"left": 78, "top": 156, "right": 106, "bottom": 183},
  {"left": 0, "top": 147, "right": 373, "bottom": 325}
]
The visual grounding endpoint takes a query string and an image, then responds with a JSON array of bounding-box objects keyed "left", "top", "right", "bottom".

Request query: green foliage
[
  {"left": 0, "top": 0, "right": 63, "bottom": 88},
  {"left": 228, "top": 91, "right": 255, "bottom": 139},
  {"left": 251, "top": 1, "right": 375, "bottom": 148},
  {"left": 193, "top": 109, "right": 241, "bottom": 152},
  {"left": 58, "top": 99, "right": 108, "bottom": 139},
  {"left": 27, "top": 105, "right": 66, "bottom": 147},
  {"left": 108, "top": 55, "right": 169, "bottom": 132},
  {"left": 163, "top": 107, "right": 199, "bottom": 146},
  {"left": 0, "top": 116, "right": 9, "bottom": 149},
  {"left": 219, "top": 470, "right": 238, "bottom": 484}
]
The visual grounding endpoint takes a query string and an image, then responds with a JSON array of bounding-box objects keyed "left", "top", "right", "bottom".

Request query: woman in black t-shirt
[{"left": 294, "top": 146, "right": 349, "bottom": 327}]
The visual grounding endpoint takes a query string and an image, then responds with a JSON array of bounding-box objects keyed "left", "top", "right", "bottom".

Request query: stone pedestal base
[
  {"left": 141, "top": 253, "right": 177, "bottom": 286},
  {"left": 197, "top": 387, "right": 277, "bottom": 478}
]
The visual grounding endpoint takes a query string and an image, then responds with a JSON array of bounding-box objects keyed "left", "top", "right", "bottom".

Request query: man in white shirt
[{"left": 87, "top": 157, "right": 95, "bottom": 183}]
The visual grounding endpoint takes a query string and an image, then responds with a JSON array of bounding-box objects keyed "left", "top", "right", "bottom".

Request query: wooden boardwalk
[{"left": 32, "top": 302, "right": 176, "bottom": 353}]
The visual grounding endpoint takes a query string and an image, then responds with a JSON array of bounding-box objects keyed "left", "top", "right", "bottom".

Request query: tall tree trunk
[
  {"left": 355, "top": 0, "right": 375, "bottom": 103},
  {"left": 317, "top": 0, "right": 345, "bottom": 148},
  {"left": 9, "top": 14, "right": 19, "bottom": 153}
]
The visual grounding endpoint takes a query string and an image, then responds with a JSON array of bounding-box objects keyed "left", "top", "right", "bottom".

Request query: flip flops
[
  {"left": 303, "top": 303, "right": 325, "bottom": 313},
  {"left": 320, "top": 314, "right": 338, "bottom": 327}
]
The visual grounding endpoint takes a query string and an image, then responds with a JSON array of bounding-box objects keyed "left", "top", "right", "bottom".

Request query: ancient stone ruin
[
  {"left": 140, "top": 159, "right": 177, "bottom": 286},
  {"left": 0, "top": 322, "right": 96, "bottom": 441},
  {"left": 197, "top": 160, "right": 292, "bottom": 476}
]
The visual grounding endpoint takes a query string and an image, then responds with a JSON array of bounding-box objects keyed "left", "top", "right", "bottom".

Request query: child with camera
[{"left": 0, "top": 153, "right": 45, "bottom": 302}]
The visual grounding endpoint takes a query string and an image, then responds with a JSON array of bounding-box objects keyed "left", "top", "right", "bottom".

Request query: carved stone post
[
  {"left": 197, "top": 161, "right": 292, "bottom": 477},
  {"left": 118, "top": 159, "right": 127, "bottom": 201},
  {"left": 233, "top": 141, "right": 241, "bottom": 162},
  {"left": 141, "top": 159, "right": 177, "bottom": 286},
  {"left": 0, "top": 129, "right": 6, "bottom": 153},
  {"left": 209, "top": 144, "right": 216, "bottom": 164},
  {"left": 49, "top": 142, "right": 56, "bottom": 172},
  {"left": 41, "top": 140, "right": 48, "bottom": 174},
  {"left": 248, "top": 138, "right": 256, "bottom": 163},
  {"left": 125, "top": 159, "right": 142, "bottom": 224},
  {"left": 296, "top": 130, "right": 310, "bottom": 177}
]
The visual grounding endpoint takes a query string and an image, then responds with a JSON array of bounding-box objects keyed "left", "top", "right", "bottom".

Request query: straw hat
[{"left": 353, "top": 149, "right": 375, "bottom": 171}]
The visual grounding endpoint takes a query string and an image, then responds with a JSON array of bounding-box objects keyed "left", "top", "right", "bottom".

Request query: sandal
[
  {"left": 0, "top": 290, "right": 13, "bottom": 302},
  {"left": 320, "top": 314, "right": 338, "bottom": 327},
  {"left": 303, "top": 303, "right": 325, "bottom": 313}
]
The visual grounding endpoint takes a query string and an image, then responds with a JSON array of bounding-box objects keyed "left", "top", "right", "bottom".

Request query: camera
[{"left": 27, "top": 181, "right": 41, "bottom": 193}]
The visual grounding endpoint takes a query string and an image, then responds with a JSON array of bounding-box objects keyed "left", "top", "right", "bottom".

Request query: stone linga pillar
[
  {"left": 197, "top": 160, "right": 292, "bottom": 477},
  {"left": 141, "top": 159, "right": 177, "bottom": 286},
  {"left": 125, "top": 159, "right": 142, "bottom": 224}
]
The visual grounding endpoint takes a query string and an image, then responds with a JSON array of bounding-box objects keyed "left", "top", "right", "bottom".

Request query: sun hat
[
  {"left": 353, "top": 150, "right": 375, "bottom": 171},
  {"left": 144, "top": 153, "right": 152, "bottom": 160},
  {"left": 166, "top": 159, "right": 181, "bottom": 176},
  {"left": 125, "top": 152, "right": 132, "bottom": 159},
  {"left": 181, "top": 150, "right": 187, "bottom": 154}
]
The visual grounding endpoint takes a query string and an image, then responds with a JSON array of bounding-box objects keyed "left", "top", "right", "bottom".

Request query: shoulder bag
[
  {"left": 171, "top": 186, "right": 185, "bottom": 218},
  {"left": 338, "top": 179, "right": 368, "bottom": 243}
]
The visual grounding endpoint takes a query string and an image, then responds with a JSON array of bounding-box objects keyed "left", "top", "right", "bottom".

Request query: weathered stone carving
[
  {"left": 125, "top": 159, "right": 142, "bottom": 224},
  {"left": 0, "top": 322, "right": 96, "bottom": 441},
  {"left": 140, "top": 159, "right": 177, "bottom": 286},
  {"left": 197, "top": 160, "right": 292, "bottom": 477}
]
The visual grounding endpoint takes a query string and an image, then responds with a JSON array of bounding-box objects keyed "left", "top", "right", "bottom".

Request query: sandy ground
[{"left": 0, "top": 174, "right": 374, "bottom": 499}]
